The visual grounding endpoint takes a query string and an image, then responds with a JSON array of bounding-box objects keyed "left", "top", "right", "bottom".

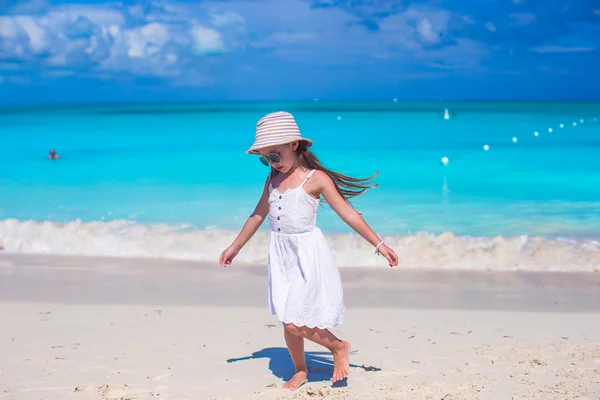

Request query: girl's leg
[
  {"left": 282, "top": 326, "right": 308, "bottom": 390},
  {"left": 283, "top": 323, "right": 351, "bottom": 383}
]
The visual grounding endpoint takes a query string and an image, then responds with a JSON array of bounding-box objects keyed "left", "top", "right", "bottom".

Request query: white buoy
[
  {"left": 483, "top": 144, "right": 490, "bottom": 151},
  {"left": 512, "top": 137, "right": 518, "bottom": 143},
  {"left": 560, "top": 124, "right": 564, "bottom": 128},
  {"left": 573, "top": 122, "right": 577, "bottom": 126},
  {"left": 441, "top": 156, "right": 449, "bottom": 165},
  {"left": 443, "top": 108, "right": 451, "bottom": 120},
  {"left": 534, "top": 131, "right": 539, "bottom": 137},
  {"left": 337, "top": 116, "right": 342, "bottom": 120},
  {"left": 548, "top": 128, "right": 553, "bottom": 133}
]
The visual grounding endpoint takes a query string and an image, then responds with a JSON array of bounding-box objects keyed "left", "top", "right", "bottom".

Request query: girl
[{"left": 219, "top": 111, "right": 398, "bottom": 390}]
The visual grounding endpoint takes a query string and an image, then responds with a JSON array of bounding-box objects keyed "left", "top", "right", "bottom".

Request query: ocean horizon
[{"left": 1, "top": 101, "right": 600, "bottom": 271}]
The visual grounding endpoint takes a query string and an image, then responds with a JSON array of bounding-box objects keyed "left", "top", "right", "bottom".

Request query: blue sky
[{"left": 1, "top": 0, "right": 599, "bottom": 103}]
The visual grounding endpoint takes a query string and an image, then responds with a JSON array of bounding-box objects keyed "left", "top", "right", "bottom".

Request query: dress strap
[
  {"left": 267, "top": 171, "right": 273, "bottom": 191},
  {"left": 300, "top": 170, "right": 317, "bottom": 187}
]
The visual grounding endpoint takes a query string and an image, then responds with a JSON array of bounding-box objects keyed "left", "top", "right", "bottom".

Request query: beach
[
  {"left": 2, "top": 0, "right": 600, "bottom": 395},
  {"left": 2, "top": 103, "right": 600, "bottom": 398},
  {"left": 1, "top": 254, "right": 599, "bottom": 400}
]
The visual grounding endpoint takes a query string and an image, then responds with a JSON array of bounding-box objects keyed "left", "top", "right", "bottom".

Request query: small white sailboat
[{"left": 443, "top": 108, "right": 451, "bottom": 120}]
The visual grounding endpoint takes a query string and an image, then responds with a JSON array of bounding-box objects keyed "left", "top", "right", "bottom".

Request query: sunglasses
[{"left": 259, "top": 152, "right": 282, "bottom": 166}]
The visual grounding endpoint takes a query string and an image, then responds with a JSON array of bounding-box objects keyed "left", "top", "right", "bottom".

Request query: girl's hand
[
  {"left": 219, "top": 246, "right": 239, "bottom": 267},
  {"left": 378, "top": 244, "right": 398, "bottom": 267}
]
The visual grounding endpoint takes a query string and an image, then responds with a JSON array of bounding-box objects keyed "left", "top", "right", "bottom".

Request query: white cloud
[
  {"left": 126, "top": 23, "right": 171, "bottom": 58},
  {"left": 0, "top": 0, "right": 489, "bottom": 82},
  {"left": 51, "top": 7, "right": 125, "bottom": 26},
  {"left": 417, "top": 18, "right": 440, "bottom": 44},
  {"left": 165, "top": 53, "right": 178, "bottom": 63},
  {"left": 531, "top": 46, "right": 597, "bottom": 53},
  {"left": 190, "top": 25, "right": 225, "bottom": 54},
  {"left": 45, "top": 69, "right": 76, "bottom": 77},
  {"left": 461, "top": 15, "right": 475, "bottom": 25},
  {"left": 380, "top": 8, "right": 450, "bottom": 48},
  {"left": 200, "top": 0, "right": 464, "bottom": 68},
  {"left": 108, "top": 25, "right": 120, "bottom": 37},
  {"left": 210, "top": 11, "right": 245, "bottom": 27},
  {"left": 376, "top": 8, "right": 487, "bottom": 70},
  {"left": 0, "top": 17, "right": 22, "bottom": 39},
  {"left": 484, "top": 22, "right": 497, "bottom": 32},
  {"left": 15, "top": 16, "right": 49, "bottom": 53},
  {"left": 47, "top": 53, "right": 67, "bottom": 66},
  {"left": 0, "top": 2, "right": 237, "bottom": 80},
  {"left": 425, "top": 62, "right": 462, "bottom": 70}
]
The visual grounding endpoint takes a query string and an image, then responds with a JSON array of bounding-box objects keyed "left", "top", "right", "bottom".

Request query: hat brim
[{"left": 245, "top": 138, "right": 313, "bottom": 154}]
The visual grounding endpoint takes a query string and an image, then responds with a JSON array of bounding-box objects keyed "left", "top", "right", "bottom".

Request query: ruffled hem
[
  {"left": 280, "top": 318, "right": 344, "bottom": 330},
  {"left": 270, "top": 306, "right": 345, "bottom": 330}
]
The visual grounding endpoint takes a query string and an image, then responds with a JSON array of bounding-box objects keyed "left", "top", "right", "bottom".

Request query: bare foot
[
  {"left": 283, "top": 370, "right": 308, "bottom": 391},
  {"left": 331, "top": 340, "right": 351, "bottom": 383}
]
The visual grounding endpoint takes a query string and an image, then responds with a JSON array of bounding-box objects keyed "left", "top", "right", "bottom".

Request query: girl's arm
[
  {"left": 219, "top": 175, "right": 271, "bottom": 266},
  {"left": 313, "top": 170, "right": 398, "bottom": 267}
]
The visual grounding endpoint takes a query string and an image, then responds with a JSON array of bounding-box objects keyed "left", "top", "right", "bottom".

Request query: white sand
[{"left": 1, "top": 255, "right": 600, "bottom": 400}]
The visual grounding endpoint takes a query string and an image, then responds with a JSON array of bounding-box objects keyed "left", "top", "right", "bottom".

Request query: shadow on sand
[{"left": 227, "top": 347, "right": 381, "bottom": 388}]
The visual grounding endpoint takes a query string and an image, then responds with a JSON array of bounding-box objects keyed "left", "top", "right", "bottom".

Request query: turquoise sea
[{"left": 1, "top": 102, "right": 600, "bottom": 270}]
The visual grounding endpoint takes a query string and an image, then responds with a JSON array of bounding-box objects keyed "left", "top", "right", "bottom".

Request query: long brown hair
[{"left": 273, "top": 141, "right": 378, "bottom": 203}]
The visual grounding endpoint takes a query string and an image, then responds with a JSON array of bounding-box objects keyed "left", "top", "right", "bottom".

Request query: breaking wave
[{"left": 1, "top": 219, "right": 599, "bottom": 271}]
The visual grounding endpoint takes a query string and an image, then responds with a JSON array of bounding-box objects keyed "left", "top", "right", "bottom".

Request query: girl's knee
[{"left": 284, "top": 323, "right": 301, "bottom": 335}]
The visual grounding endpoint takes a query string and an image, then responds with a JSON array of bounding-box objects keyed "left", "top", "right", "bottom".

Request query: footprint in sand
[
  {"left": 96, "top": 384, "right": 131, "bottom": 399},
  {"left": 519, "top": 359, "right": 547, "bottom": 367},
  {"left": 300, "top": 387, "right": 351, "bottom": 398},
  {"left": 254, "top": 383, "right": 278, "bottom": 394},
  {"left": 0, "top": 390, "right": 9, "bottom": 397}
]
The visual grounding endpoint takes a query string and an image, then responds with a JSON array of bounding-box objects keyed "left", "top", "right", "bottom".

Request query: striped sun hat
[{"left": 245, "top": 111, "right": 313, "bottom": 154}]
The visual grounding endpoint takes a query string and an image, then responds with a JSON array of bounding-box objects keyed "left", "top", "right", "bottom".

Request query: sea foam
[{"left": 1, "top": 219, "right": 599, "bottom": 271}]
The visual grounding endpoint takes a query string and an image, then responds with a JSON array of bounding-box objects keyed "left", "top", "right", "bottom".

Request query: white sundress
[{"left": 267, "top": 169, "right": 344, "bottom": 329}]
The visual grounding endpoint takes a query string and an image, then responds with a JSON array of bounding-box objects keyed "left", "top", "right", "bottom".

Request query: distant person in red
[{"left": 48, "top": 149, "right": 60, "bottom": 159}]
